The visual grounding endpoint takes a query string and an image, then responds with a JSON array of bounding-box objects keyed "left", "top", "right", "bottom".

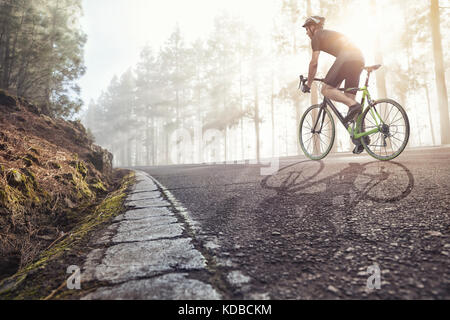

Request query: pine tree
[
  {"left": 430, "top": 0, "right": 450, "bottom": 145},
  {"left": 0, "top": 0, "right": 86, "bottom": 117}
]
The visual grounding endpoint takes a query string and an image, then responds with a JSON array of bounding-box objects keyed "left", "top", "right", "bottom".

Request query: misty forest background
[{"left": 1, "top": 0, "right": 449, "bottom": 167}]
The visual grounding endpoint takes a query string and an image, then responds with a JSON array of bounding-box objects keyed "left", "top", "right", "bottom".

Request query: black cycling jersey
[
  {"left": 311, "top": 29, "right": 363, "bottom": 60},
  {"left": 310, "top": 28, "right": 365, "bottom": 93}
]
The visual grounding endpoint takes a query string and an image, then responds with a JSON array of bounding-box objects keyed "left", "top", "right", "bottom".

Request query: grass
[{"left": 0, "top": 171, "right": 136, "bottom": 300}]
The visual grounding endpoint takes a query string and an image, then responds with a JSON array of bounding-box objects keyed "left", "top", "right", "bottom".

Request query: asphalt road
[{"left": 138, "top": 147, "right": 450, "bottom": 299}]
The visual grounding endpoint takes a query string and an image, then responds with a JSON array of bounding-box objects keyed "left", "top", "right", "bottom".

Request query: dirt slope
[{"left": 0, "top": 90, "right": 114, "bottom": 279}]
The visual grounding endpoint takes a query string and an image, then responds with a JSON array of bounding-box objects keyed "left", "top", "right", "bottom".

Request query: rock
[
  {"left": 112, "top": 220, "right": 183, "bottom": 243},
  {"left": 327, "top": 285, "right": 340, "bottom": 294},
  {"left": 227, "top": 271, "right": 251, "bottom": 286},
  {"left": 426, "top": 231, "right": 443, "bottom": 237},
  {"left": 82, "top": 273, "right": 221, "bottom": 300},
  {"left": 0, "top": 90, "right": 19, "bottom": 111},
  {"left": 120, "top": 207, "right": 174, "bottom": 221},
  {"left": 85, "top": 144, "right": 113, "bottom": 177},
  {"left": 91, "top": 238, "right": 206, "bottom": 283}
]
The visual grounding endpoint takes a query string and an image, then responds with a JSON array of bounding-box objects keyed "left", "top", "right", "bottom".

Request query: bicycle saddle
[{"left": 363, "top": 64, "right": 382, "bottom": 72}]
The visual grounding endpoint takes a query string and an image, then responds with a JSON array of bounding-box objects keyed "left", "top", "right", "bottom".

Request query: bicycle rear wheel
[
  {"left": 360, "top": 99, "right": 410, "bottom": 161},
  {"left": 299, "top": 104, "right": 335, "bottom": 160}
]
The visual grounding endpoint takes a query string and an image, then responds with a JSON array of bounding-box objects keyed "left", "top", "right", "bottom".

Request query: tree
[
  {"left": 159, "top": 25, "right": 195, "bottom": 163},
  {"left": 0, "top": 0, "right": 86, "bottom": 117},
  {"left": 430, "top": 0, "right": 450, "bottom": 145},
  {"left": 204, "top": 14, "right": 245, "bottom": 161},
  {"left": 135, "top": 45, "right": 171, "bottom": 165}
]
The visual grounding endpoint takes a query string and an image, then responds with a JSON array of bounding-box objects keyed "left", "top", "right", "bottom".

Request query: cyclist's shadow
[
  {"left": 256, "top": 159, "right": 415, "bottom": 240},
  {"left": 262, "top": 160, "right": 413, "bottom": 204}
]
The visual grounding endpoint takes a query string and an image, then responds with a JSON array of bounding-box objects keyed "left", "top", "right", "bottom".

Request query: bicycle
[{"left": 298, "top": 64, "right": 410, "bottom": 161}]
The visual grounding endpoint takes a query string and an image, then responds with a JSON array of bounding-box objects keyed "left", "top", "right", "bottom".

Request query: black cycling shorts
[{"left": 324, "top": 58, "right": 364, "bottom": 95}]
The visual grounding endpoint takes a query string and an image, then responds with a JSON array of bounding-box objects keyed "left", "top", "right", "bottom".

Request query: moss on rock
[{"left": 89, "top": 180, "right": 107, "bottom": 193}]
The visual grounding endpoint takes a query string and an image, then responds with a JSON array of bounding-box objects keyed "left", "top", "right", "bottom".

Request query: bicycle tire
[
  {"left": 360, "top": 99, "right": 410, "bottom": 161},
  {"left": 299, "top": 104, "right": 335, "bottom": 160}
]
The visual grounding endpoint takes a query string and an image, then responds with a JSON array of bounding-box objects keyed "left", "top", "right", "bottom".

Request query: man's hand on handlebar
[
  {"left": 299, "top": 75, "right": 326, "bottom": 94},
  {"left": 299, "top": 75, "right": 310, "bottom": 93},
  {"left": 301, "top": 83, "right": 311, "bottom": 93}
]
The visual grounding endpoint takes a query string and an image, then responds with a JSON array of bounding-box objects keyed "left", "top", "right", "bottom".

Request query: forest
[
  {"left": 1, "top": 0, "right": 448, "bottom": 167},
  {"left": 0, "top": 0, "right": 86, "bottom": 117}
]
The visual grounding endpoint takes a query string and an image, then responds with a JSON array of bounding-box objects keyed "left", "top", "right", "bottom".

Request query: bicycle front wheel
[
  {"left": 360, "top": 99, "right": 410, "bottom": 161},
  {"left": 299, "top": 104, "right": 335, "bottom": 160}
]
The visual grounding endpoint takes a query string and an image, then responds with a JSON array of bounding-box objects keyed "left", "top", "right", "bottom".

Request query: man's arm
[{"left": 307, "top": 51, "right": 320, "bottom": 88}]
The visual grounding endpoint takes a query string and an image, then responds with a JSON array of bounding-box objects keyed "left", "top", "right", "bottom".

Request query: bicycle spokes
[
  {"left": 361, "top": 99, "right": 410, "bottom": 161},
  {"left": 299, "top": 105, "right": 335, "bottom": 160}
]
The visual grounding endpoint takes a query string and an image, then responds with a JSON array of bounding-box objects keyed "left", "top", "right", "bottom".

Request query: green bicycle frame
[
  {"left": 308, "top": 70, "right": 386, "bottom": 141},
  {"left": 344, "top": 86, "right": 385, "bottom": 139}
]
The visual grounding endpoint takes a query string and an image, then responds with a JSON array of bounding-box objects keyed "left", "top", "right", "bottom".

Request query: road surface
[{"left": 136, "top": 146, "right": 449, "bottom": 299}]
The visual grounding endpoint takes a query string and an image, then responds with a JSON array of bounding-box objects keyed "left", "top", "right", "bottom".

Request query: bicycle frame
[
  {"left": 312, "top": 86, "right": 385, "bottom": 140},
  {"left": 299, "top": 66, "right": 409, "bottom": 161}
]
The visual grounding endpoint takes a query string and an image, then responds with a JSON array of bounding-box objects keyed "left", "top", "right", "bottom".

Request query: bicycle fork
[{"left": 312, "top": 106, "right": 327, "bottom": 134}]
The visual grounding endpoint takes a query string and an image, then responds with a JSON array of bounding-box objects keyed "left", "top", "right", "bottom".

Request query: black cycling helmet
[{"left": 302, "top": 16, "right": 325, "bottom": 28}]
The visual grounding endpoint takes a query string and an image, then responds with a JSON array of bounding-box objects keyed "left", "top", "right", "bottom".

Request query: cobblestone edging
[{"left": 81, "top": 170, "right": 222, "bottom": 300}]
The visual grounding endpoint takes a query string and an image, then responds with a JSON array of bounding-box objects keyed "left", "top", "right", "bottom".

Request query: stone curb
[{"left": 81, "top": 170, "right": 222, "bottom": 300}]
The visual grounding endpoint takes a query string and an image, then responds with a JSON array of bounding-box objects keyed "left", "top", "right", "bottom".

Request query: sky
[{"left": 79, "top": 0, "right": 276, "bottom": 108}]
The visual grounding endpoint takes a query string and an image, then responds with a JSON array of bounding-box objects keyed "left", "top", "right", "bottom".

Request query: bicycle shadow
[
  {"left": 261, "top": 160, "right": 414, "bottom": 207},
  {"left": 252, "top": 159, "right": 415, "bottom": 261}
]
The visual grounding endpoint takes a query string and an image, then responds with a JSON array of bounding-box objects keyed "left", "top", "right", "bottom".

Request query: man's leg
[
  {"left": 345, "top": 92, "right": 357, "bottom": 102},
  {"left": 323, "top": 59, "right": 363, "bottom": 125},
  {"left": 322, "top": 84, "right": 362, "bottom": 125},
  {"left": 321, "top": 84, "right": 357, "bottom": 107}
]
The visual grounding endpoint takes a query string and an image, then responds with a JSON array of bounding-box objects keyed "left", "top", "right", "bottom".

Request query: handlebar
[
  {"left": 298, "top": 75, "right": 325, "bottom": 91},
  {"left": 299, "top": 75, "right": 365, "bottom": 94},
  {"left": 299, "top": 75, "right": 325, "bottom": 88}
]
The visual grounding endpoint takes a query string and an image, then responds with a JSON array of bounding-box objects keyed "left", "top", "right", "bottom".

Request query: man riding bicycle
[{"left": 302, "top": 16, "right": 367, "bottom": 154}]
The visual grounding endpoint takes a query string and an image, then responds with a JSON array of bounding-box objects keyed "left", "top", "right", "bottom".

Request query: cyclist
[{"left": 301, "top": 16, "right": 367, "bottom": 154}]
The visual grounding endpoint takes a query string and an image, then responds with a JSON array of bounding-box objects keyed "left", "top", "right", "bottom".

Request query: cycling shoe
[{"left": 344, "top": 103, "right": 363, "bottom": 125}]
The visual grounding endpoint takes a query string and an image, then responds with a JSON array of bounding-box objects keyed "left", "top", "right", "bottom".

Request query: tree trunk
[
  {"left": 240, "top": 59, "right": 245, "bottom": 159},
  {"left": 271, "top": 70, "right": 276, "bottom": 158},
  {"left": 224, "top": 127, "right": 228, "bottom": 163},
  {"left": 126, "top": 133, "right": 132, "bottom": 167},
  {"left": 430, "top": 0, "right": 450, "bottom": 145},
  {"left": 1, "top": 29, "right": 11, "bottom": 89},
  {"left": 165, "top": 127, "right": 170, "bottom": 165},
  {"left": 254, "top": 83, "right": 261, "bottom": 163},
  {"left": 146, "top": 110, "right": 150, "bottom": 166},
  {"left": 135, "top": 131, "right": 140, "bottom": 166},
  {"left": 307, "top": 0, "right": 321, "bottom": 155},
  {"left": 294, "top": 97, "right": 302, "bottom": 155},
  {"left": 425, "top": 85, "right": 436, "bottom": 146},
  {"left": 151, "top": 117, "right": 156, "bottom": 166},
  {"left": 7, "top": 7, "right": 26, "bottom": 91},
  {"left": 120, "top": 143, "right": 126, "bottom": 168}
]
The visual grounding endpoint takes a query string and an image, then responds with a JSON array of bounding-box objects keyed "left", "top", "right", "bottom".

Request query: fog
[{"left": 81, "top": 0, "right": 450, "bottom": 167}]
